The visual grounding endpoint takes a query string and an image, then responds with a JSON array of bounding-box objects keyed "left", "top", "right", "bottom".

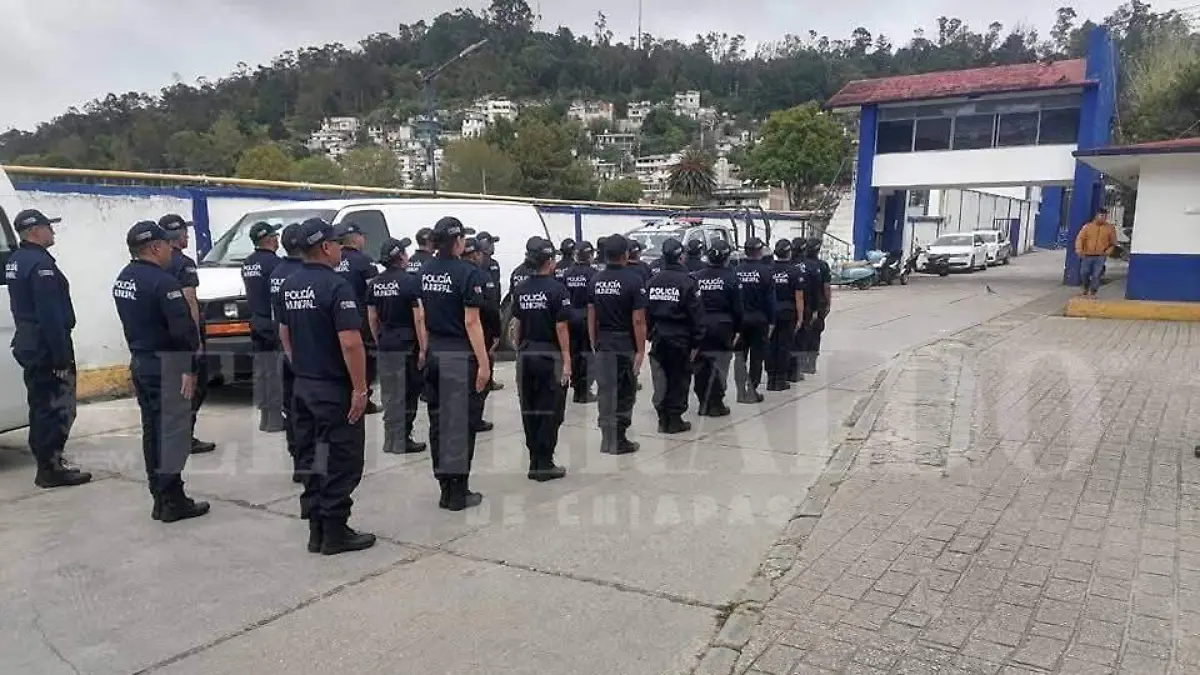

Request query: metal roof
[{"left": 826, "top": 59, "right": 1090, "bottom": 109}]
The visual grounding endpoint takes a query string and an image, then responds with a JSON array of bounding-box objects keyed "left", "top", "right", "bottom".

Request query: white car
[
  {"left": 924, "top": 233, "right": 989, "bottom": 272},
  {"left": 972, "top": 230, "right": 1011, "bottom": 266}
]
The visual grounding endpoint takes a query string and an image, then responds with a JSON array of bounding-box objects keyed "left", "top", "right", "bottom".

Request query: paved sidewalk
[{"left": 712, "top": 295, "right": 1200, "bottom": 674}]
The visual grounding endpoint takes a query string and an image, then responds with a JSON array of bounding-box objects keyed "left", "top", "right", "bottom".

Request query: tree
[
  {"left": 291, "top": 155, "right": 346, "bottom": 184},
  {"left": 744, "top": 103, "right": 851, "bottom": 208},
  {"left": 639, "top": 109, "right": 698, "bottom": 155},
  {"left": 509, "top": 118, "right": 595, "bottom": 199},
  {"left": 667, "top": 147, "right": 717, "bottom": 201},
  {"left": 1120, "top": 29, "right": 1200, "bottom": 143},
  {"left": 441, "top": 138, "right": 521, "bottom": 194},
  {"left": 235, "top": 143, "right": 294, "bottom": 180},
  {"left": 207, "top": 111, "right": 246, "bottom": 174},
  {"left": 341, "top": 146, "right": 401, "bottom": 188},
  {"left": 598, "top": 178, "right": 644, "bottom": 203}
]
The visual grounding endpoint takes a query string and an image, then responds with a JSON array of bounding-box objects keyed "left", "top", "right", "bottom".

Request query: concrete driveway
[{"left": 0, "top": 250, "right": 1070, "bottom": 675}]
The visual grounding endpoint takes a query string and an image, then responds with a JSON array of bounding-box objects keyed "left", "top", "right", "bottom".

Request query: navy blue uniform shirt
[
  {"left": 407, "top": 250, "right": 432, "bottom": 275},
  {"left": 279, "top": 262, "right": 361, "bottom": 384},
  {"left": 733, "top": 258, "right": 777, "bottom": 326},
  {"left": 513, "top": 273, "right": 572, "bottom": 350},
  {"left": 553, "top": 258, "right": 573, "bottom": 283},
  {"left": 771, "top": 260, "right": 805, "bottom": 319},
  {"left": 628, "top": 260, "right": 654, "bottom": 285},
  {"left": 684, "top": 255, "right": 707, "bottom": 273},
  {"left": 6, "top": 242, "right": 76, "bottom": 368},
  {"left": 168, "top": 249, "right": 202, "bottom": 335},
  {"left": 241, "top": 248, "right": 282, "bottom": 323},
  {"left": 113, "top": 259, "right": 199, "bottom": 359},
  {"left": 509, "top": 261, "right": 535, "bottom": 292},
  {"left": 269, "top": 256, "right": 303, "bottom": 325},
  {"left": 646, "top": 262, "right": 706, "bottom": 347},
  {"left": 483, "top": 256, "right": 502, "bottom": 306},
  {"left": 561, "top": 262, "right": 596, "bottom": 320},
  {"left": 367, "top": 267, "right": 421, "bottom": 350},
  {"left": 335, "top": 247, "right": 378, "bottom": 307},
  {"left": 419, "top": 256, "right": 488, "bottom": 350},
  {"left": 693, "top": 264, "right": 743, "bottom": 332},
  {"left": 588, "top": 264, "right": 648, "bottom": 335}
]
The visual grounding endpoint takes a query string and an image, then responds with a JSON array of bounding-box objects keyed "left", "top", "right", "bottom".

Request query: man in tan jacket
[{"left": 1075, "top": 209, "right": 1116, "bottom": 297}]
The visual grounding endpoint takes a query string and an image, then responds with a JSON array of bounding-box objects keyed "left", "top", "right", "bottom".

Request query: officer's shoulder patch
[
  {"left": 166, "top": 290, "right": 183, "bottom": 300},
  {"left": 340, "top": 300, "right": 357, "bottom": 310},
  {"left": 37, "top": 269, "right": 56, "bottom": 277},
  {"left": 472, "top": 286, "right": 482, "bottom": 295}
]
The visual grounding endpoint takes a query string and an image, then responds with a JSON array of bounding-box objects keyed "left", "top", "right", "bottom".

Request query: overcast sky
[{"left": 0, "top": 0, "right": 1166, "bottom": 132}]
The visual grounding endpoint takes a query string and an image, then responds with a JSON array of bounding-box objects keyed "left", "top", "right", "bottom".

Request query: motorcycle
[
  {"left": 874, "top": 250, "right": 908, "bottom": 286},
  {"left": 907, "top": 245, "right": 951, "bottom": 277}
]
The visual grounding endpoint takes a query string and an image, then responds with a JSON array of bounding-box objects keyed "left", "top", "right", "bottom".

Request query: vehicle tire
[
  {"left": 938, "top": 268, "right": 949, "bottom": 277},
  {"left": 498, "top": 298, "right": 518, "bottom": 361},
  {"left": 967, "top": 257, "right": 976, "bottom": 273},
  {"left": 855, "top": 277, "right": 873, "bottom": 290},
  {"left": 899, "top": 272, "right": 909, "bottom": 285},
  {"left": 1002, "top": 256, "right": 1010, "bottom": 265}
]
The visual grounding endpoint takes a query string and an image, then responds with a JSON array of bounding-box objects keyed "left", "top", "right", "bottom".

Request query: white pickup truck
[{"left": 0, "top": 166, "right": 30, "bottom": 433}]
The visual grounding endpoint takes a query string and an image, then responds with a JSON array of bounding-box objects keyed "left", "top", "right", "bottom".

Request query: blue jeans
[{"left": 1080, "top": 255, "right": 1105, "bottom": 293}]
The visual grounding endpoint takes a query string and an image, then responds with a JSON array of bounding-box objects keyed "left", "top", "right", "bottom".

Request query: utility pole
[
  {"left": 637, "top": 0, "right": 643, "bottom": 51},
  {"left": 419, "top": 38, "right": 489, "bottom": 195}
]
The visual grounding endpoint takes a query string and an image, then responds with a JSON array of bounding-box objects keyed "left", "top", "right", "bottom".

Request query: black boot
[
  {"left": 190, "top": 438, "right": 216, "bottom": 454},
  {"left": 573, "top": 389, "right": 597, "bottom": 403},
  {"left": 767, "top": 380, "right": 790, "bottom": 392},
  {"left": 656, "top": 414, "right": 669, "bottom": 434},
  {"left": 708, "top": 402, "right": 732, "bottom": 417},
  {"left": 615, "top": 429, "right": 640, "bottom": 455},
  {"left": 736, "top": 388, "right": 760, "bottom": 404},
  {"left": 158, "top": 492, "right": 211, "bottom": 523},
  {"left": 307, "top": 519, "right": 324, "bottom": 553},
  {"left": 382, "top": 430, "right": 401, "bottom": 455},
  {"left": 437, "top": 477, "right": 451, "bottom": 509},
  {"left": 365, "top": 400, "right": 382, "bottom": 415},
  {"left": 528, "top": 455, "right": 567, "bottom": 481},
  {"left": 472, "top": 420, "right": 494, "bottom": 433},
  {"left": 403, "top": 437, "right": 428, "bottom": 454},
  {"left": 151, "top": 495, "right": 163, "bottom": 521},
  {"left": 320, "top": 518, "right": 376, "bottom": 555},
  {"left": 259, "top": 410, "right": 286, "bottom": 433},
  {"left": 663, "top": 416, "right": 692, "bottom": 434},
  {"left": 34, "top": 460, "right": 92, "bottom": 489},
  {"left": 441, "top": 477, "right": 483, "bottom": 511}
]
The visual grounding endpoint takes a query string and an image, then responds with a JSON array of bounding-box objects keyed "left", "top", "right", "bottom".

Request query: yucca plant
[{"left": 667, "top": 147, "right": 717, "bottom": 201}]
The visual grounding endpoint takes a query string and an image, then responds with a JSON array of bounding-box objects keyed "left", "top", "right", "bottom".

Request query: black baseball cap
[
  {"left": 339, "top": 222, "right": 363, "bottom": 237},
  {"left": 462, "top": 237, "right": 480, "bottom": 256},
  {"left": 432, "top": 216, "right": 466, "bottom": 243},
  {"left": 661, "top": 237, "right": 684, "bottom": 260},
  {"left": 415, "top": 227, "right": 433, "bottom": 245},
  {"left": 708, "top": 238, "right": 732, "bottom": 258},
  {"left": 577, "top": 240, "right": 595, "bottom": 255},
  {"left": 13, "top": 209, "right": 61, "bottom": 232},
  {"left": 604, "top": 234, "right": 630, "bottom": 257},
  {"left": 126, "top": 220, "right": 172, "bottom": 248},
  {"left": 526, "top": 236, "right": 555, "bottom": 257},
  {"left": 158, "top": 214, "right": 192, "bottom": 234},
  {"left": 476, "top": 230, "right": 499, "bottom": 244},
  {"left": 379, "top": 237, "right": 412, "bottom": 262},
  {"left": 744, "top": 237, "right": 765, "bottom": 252},
  {"left": 249, "top": 221, "right": 281, "bottom": 242},
  {"left": 685, "top": 239, "right": 705, "bottom": 254},
  {"left": 806, "top": 237, "right": 822, "bottom": 251},
  {"left": 560, "top": 238, "right": 576, "bottom": 255},
  {"left": 774, "top": 238, "right": 793, "bottom": 256},
  {"left": 297, "top": 217, "right": 337, "bottom": 249},
  {"left": 280, "top": 223, "right": 304, "bottom": 252},
  {"left": 628, "top": 239, "right": 643, "bottom": 254}
]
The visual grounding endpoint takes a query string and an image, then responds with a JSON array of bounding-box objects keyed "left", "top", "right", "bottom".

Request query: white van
[
  {"left": 0, "top": 167, "right": 29, "bottom": 433},
  {"left": 196, "top": 198, "right": 552, "bottom": 382}
]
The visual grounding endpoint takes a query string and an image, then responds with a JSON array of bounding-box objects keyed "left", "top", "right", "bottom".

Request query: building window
[
  {"left": 876, "top": 120, "right": 914, "bottom": 154},
  {"left": 952, "top": 114, "right": 995, "bottom": 150},
  {"left": 996, "top": 111, "right": 1040, "bottom": 147},
  {"left": 1038, "top": 108, "right": 1080, "bottom": 144},
  {"left": 914, "top": 118, "right": 952, "bottom": 151}
]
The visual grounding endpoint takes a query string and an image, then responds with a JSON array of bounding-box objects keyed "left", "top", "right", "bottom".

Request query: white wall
[
  {"left": 13, "top": 190, "right": 194, "bottom": 370},
  {"left": 873, "top": 145, "right": 1078, "bottom": 189},
  {"left": 1130, "top": 156, "right": 1200, "bottom": 255}
]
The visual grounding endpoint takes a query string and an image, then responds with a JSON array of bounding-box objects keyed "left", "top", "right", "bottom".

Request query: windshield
[
  {"left": 627, "top": 229, "right": 686, "bottom": 254},
  {"left": 934, "top": 234, "right": 973, "bottom": 247},
  {"left": 203, "top": 209, "right": 339, "bottom": 266},
  {"left": 976, "top": 232, "right": 998, "bottom": 243}
]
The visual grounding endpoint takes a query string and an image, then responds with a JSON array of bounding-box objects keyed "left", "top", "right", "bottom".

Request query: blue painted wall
[
  {"left": 881, "top": 191, "right": 905, "bottom": 253},
  {"left": 1034, "top": 187, "right": 1065, "bottom": 248},
  {"left": 1127, "top": 254, "right": 1200, "bottom": 302},
  {"left": 852, "top": 105, "right": 880, "bottom": 259},
  {"left": 1064, "top": 27, "right": 1118, "bottom": 285}
]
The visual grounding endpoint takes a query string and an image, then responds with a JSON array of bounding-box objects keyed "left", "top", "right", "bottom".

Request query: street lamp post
[{"left": 419, "top": 38, "right": 489, "bottom": 195}]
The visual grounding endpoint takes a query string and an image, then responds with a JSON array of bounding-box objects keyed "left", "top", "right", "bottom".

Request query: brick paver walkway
[{"left": 707, "top": 303, "right": 1200, "bottom": 675}]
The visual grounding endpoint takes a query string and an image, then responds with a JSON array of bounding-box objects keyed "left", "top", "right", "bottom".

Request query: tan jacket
[{"left": 1076, "top": 220, "right": 1116, "bottom": 257}]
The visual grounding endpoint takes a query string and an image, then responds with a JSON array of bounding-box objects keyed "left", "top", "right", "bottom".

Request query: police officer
[
  {"left": 767, "top": 239, "right": 805, "bottom": 391},
  {"left": 692, "top": 238, "right": 742, "bottom": 417},
  {"left": 562, "top": 240, "right": 597, "bottom": 403},
  {"left": 279, "top": 218, "right": 375, "bottom": 555},
  {"left": 462, "top": 237, "right": 499, "bottom": 433},
  {"left": 336, "top": 222, "right": 381, "bottom": 414},
  {"left": 587, "top": 234, "right": 647, "bottom": 454},
  {"left": 475, "top": 231, "right": 505, "bottom": 396},
  {"left": 797, "top": 237, "right": 833, "bottom": 375},
  {"left": 555, "top": 238, "right": 576, "bottom": 283},
  {"left": 407, "top": 227, "right": 435, "bottom": 274},
  {"left": 627, "top": 240, "right": 654, "bottom": 284},
  {"left": 684, "top": 239, "right": 707, "bottom": 273},
  {"left": 242, "top": 221, "right": 285, "bottom": 432},
  {"left": 512, "top": 236, "right": 572, "bottom": 481},
  {"left": 6, "top": 209, "right": 91, "bottom": 488},
  {"left": 113, "top": 221, "right": 208, "bottom": 522},
  {"left": 269, "top": 223, "right": 306, "bottom": 482},
  {"left": 367, "top": 237, "right": 428, "bottom": 455},
  {"left": 420, "top": 217, "right": 491, "bottom": 510},
  {"left": 157, "top": 214, "right": 216, "bottom": 454},
  {"left": 646, "top": 238, "right": 705, "bottom": 434},
  {"left": 732, "top": 237, "right": 776, "bottom": 403}
]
